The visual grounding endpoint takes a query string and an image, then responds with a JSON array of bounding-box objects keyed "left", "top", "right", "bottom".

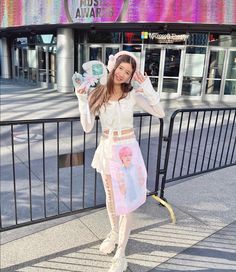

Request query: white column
[
  {"left": 0, "top": 38, "right": 11, "bottom": 79},
  {"left": 56, "top": 28, "right": 74, "bottom": 93}
]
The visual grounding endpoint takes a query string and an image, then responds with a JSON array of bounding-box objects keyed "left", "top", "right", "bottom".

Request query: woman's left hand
[{"left": 133, "top": 72, "right": 147, "bottom": 84}]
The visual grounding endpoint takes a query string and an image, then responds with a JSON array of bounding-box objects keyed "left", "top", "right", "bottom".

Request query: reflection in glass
[
  {"left": 187, "top": 33, "right": 208, "bottom": 46},
  {"left": 224, "top": 81, "right": 236, "bottom": 95},
  {"left": 87, "top": 32, "right": 121, "bottom": 43},
  {"left": 226, "top": 51, "right": 236, "bottom": 79},
  {"left": 105, "top": 47, "right": 119, "bottom": 64},
  {"left": 89, "top": 47, "right": 102, "bottom": 61},
  {"left": 123, "top": 45, "right": 141, "bottom": 52},
  {"left": 144, "top": 48, "right": 160, "bottom": 76},
  {"left": 29, "top": 68, "right": 37, "bottom": 83},
  {"left": 79, "top": 44, "right": 86, "bottom": 72},
  {"left": 207, "top": 51, "right": 225, "bottom": 79},
  {"left": 224, "top": 51, "right": 236, "bottom": 95},
  {"left": 19, "top": 49, "right": 22, "bottom": 67},
  {"left": 38, "top": 47, "right": 47, "bottom": 82},
  {"left": 49, "top": 47, "right": 56, "bottom": 83},
  {"left": 206, "top": 79, "right": 221, "bottom": 94},
  {"left": 162, "top": 79, "right": 178, "bottom": 93},
  {"left": 150, "top": 77, "right": 158, "bottom": 90},
  {"left": 182, "top": 77, "right": 202, "bottom": 96},
  {"left": 186, "top": 46, "right": 206, "bottom": 54},
  {"left": 123, "top": 32, "right": 141, "bottom": 44},
  {"left": 164, "top": 49, "right": 180, "bottom": 77}
]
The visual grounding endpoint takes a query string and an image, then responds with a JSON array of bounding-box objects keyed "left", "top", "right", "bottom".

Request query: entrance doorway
[
  {"left": 144, "top": 45, "right": 185, "bottom": 98},
  {"left": 86, "top": 44, "right": 120, "bottom": 65},
  {"left": 204, "top": 48, "right": 226, "bottom": 99},
  {"left": 37, "top": 45, "right": 56, "bottom": 86}
]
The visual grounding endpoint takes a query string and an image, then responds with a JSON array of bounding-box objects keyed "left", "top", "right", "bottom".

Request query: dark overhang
[{"left": 1, "top": 22, "right": 236, "bottom": 38}]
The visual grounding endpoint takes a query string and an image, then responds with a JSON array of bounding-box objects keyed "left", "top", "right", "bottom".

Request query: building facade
[{"left": 1, "top": 0, "right": 236, "bottom": 102}]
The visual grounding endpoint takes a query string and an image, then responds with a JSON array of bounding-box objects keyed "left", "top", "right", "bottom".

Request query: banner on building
[{"left": 1, "top": 0, "right": 236, "bottom": 28}]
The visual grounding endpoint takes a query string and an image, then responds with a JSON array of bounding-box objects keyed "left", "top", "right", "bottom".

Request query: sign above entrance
[
  {"left": 1, "top": 0, "right": 236, "bottom": 28},
  {"left": 143, "top": 32, "right": 189, "bottom": 44}
]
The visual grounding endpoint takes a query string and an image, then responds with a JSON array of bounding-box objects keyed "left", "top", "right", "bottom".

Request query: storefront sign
[{"left": 148, "top": 33, "right": 189, "bottom": 43}]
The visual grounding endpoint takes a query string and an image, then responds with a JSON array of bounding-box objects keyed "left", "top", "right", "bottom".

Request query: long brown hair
[{"left": 89, "top": 54, "right": 137, "bottom": 114}]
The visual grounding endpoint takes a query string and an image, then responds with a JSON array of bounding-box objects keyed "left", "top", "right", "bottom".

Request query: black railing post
[
  {"left": 154, "top": 118, "right": 163, "bottom": 194},
  {"left": 159, "top": 110, "right": 180, "bottom": 199}
]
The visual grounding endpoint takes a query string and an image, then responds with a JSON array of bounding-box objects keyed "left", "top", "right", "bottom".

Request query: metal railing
[
  {"left": 0, "top": 113, "right": 163, "bottom": 231},
  {"left": 160, "top": 107, "right": 236, "bottom": 198},
  {"left": 1, "top": 107, "right": 235, "bottom": 232}
]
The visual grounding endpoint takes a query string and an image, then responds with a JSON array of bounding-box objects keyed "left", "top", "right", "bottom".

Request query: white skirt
[{"left": 91, "top": 132, "right": 136, "bottom": 175}]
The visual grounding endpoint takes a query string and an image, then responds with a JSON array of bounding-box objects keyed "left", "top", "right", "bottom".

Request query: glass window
[
  {"left": 89, "top": 46, "right": 102, "bottom": 61},
  {"left": 226, "top": 51, "right": 236, "bottom": 79},
  {"left": 49, "top": 46, "right": 56, "bottom": 83},
  {"left": 123, "top": 45, "right": 141, "bottom": 52},
  {"left": 182, "top": 47, "right": 206, "bottom": 96},
  {"left": 87, "top": 31, "right": 121, "bottom": 43},
  {"left": 150, "top": 78, "right": 158, "bottom": 91},
  {"left": 224, "top": 81, "right": 236, "bottom": 95},
  {"left": 164, "top": 49, "right": 181, "bottom": 77},
  {"left": 206, "top": 80, "right": 221, "bottom": 94},
  {"left": 207, "top": 51, "right": 225, "bottom": 79},
  {"left": 123, "top": 32, "right": 142, "bottom": 44},
  {"left": 209, "top": 34, "right": 233, "bottom": 47},
  {"left": 38, "top": 46, "right": 47, "bottom": 82},
  {"left": 187, "top": 33, "right": 208, "bottom": 46},
  {"left": 205, "top": 50, "right": 225, "bottom": 95},
  {"left": 105, "top": 47, "right": 120, "bottom": 64},
  {"left": 182, "top": 78, "right": 202, "bottom": 96},
  {"left": 162, "top": 79, "right": 178, "bottom": 93},
  {"left": 16, "top": 37, "right": 28, "bottom": 46},
  {"left": 36, "top": 34, "right": 56, "bottom": 45},
  {"left": 186, "top": 46, "right": 206, "bottom": 54},
  {"left": 224, "top": 51, "right": 236, "bottom": 95},
  {"left": 144, "top": 48, "right": 161, "bottom": 76}
]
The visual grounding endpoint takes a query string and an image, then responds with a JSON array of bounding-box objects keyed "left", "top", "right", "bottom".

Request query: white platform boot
[
  {"left": 108, "top": 247, "right": 128, "bottom": 272},
  {"left": 99, "top": 230, "right": 119, "bottom": 254}
]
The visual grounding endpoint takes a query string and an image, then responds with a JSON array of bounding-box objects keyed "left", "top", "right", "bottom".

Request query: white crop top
[{"left": 76, "top": 77, "right": 165, "bottom": 133}]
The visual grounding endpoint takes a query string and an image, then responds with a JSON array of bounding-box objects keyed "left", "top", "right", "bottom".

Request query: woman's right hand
[{"left": 76, "top": 86, "right": 87, "bottom": 95}]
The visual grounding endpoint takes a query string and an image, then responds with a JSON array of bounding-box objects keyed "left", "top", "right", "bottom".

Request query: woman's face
[
  {"left": 113, "top": 62, "right": 133, "bottom": 85},
  {"left": 121, "top": 153, "right": 132, "bottom": 167}
]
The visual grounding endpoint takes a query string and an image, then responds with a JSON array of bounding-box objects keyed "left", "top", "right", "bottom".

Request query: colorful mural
[{"left": 1, "top": 0, "right": 236, "bottom": 28}]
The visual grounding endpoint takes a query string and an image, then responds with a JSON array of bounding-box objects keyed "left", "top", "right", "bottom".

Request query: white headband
[{"left": 107, "top": 51, "right": 139, "bottom": 72}]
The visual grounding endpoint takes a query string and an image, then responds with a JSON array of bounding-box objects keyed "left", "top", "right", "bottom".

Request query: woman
[{"left": 75, "top": 51, "right": 165, "bottom": 272}]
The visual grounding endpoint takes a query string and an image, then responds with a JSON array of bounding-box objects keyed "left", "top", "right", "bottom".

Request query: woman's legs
[
  {"left": 101, "top": 173, "right": 133, "bottom": 260},
  {"left": 116, "top": 213, "right": 133, "bottom": 258},
  {"left": 99, "top": 173, "right": 119, "bottom": 254},
  {"left": 102, "top": 173, "right": 119, "bottom": 232}
]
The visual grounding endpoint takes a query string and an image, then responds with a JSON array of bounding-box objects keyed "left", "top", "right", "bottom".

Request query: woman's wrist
[{"left": 140, "top": 77, "right": 160, "bottom": 104}]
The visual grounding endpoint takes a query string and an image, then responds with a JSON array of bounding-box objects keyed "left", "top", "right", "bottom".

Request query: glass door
[
  {"left": 87, "top": 44, "right": 120, "bottom": 64},
  {"left": 161, "top": 47, "right": 184, "bottom": 95},
  {"left": 48, "top": 46, "right": 56, "bottom": 83},
  {"left": 205, "top": 48, "right": 226, "bottom": 96},
  {"left": 104, "top": 45, "right": 120, "bottom": 65},
  {"left": 224, "top": 50, "right": 236, "bottom": 96},
  {"left": 88, "top": 45, "right": 103, "bottom": 61},
  {"left": 144, "top": 45, "right": 184, "bottom": 97},
  {"left": 38, "top": 46, "right": 47, "bottom": 83},
  {"left": 144, "top": 46, "right": 161, "bottom": 91}
]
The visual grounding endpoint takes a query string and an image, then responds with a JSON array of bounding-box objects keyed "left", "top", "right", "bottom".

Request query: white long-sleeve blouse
[
  {"left": 76, "top": 77, "right": 165, "bottom": 174},
  {"left": 77, "top": 77, "right": 165, "bottom": 133}
]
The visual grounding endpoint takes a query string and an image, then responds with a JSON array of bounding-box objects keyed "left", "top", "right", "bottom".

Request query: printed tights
[{"left": 102, "top": 173, "right": 133, "bottom": 257}]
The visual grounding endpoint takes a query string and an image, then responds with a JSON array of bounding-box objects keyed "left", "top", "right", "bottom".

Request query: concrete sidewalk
[
  {"left": 1, "top": 165, "right": 236, "bottom": 272},
  {"left": 0, "top": 79, "right": 235, "bottom": 122},
  {"left": 1, "top": 79, "right": 236, "bottom": 271}
]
